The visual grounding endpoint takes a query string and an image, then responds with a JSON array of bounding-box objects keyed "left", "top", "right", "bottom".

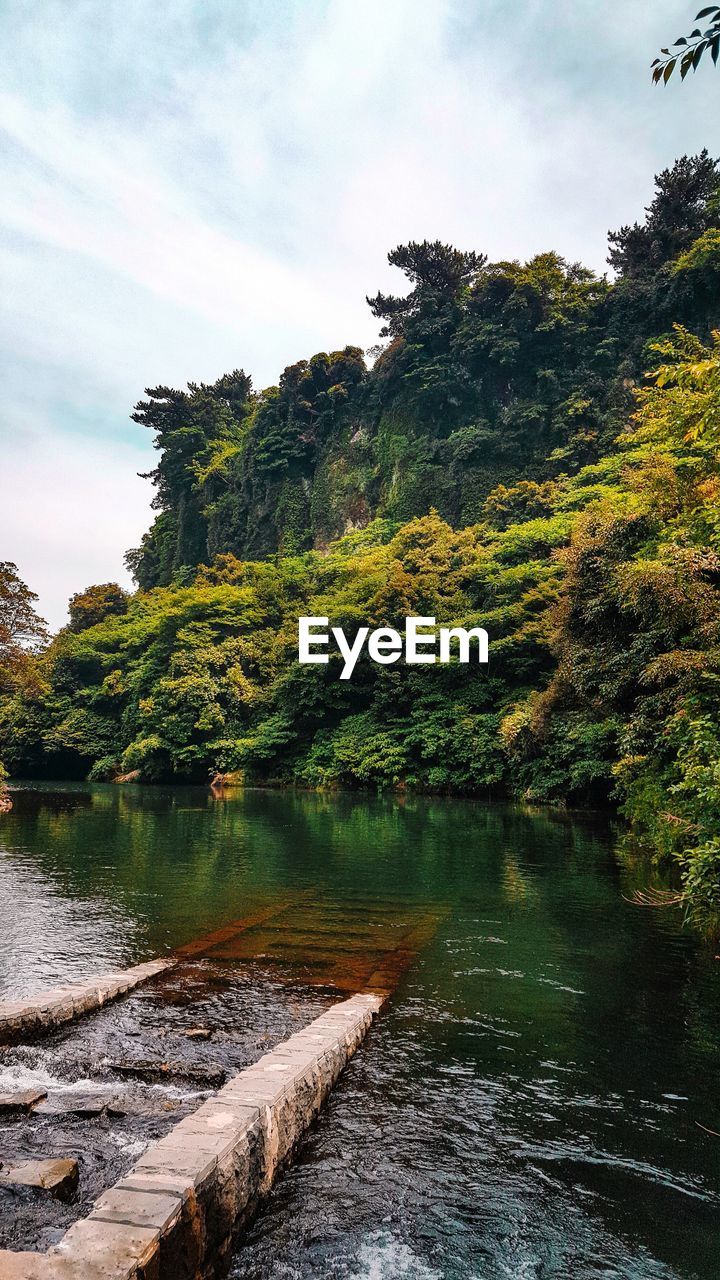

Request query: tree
[
  {"left": 652, "top": 6, "right": 720, "bottom": 82},
  {"left": 367, "top": 241, "right": 487, "bottom": 339},
  {"left": 0, "top": 562, "right": 48, "bottom": 658},
  {"left": 0, "top": 562, "right": 48, "bottom": 694},
  {"left": 68, "top": 582, "right": 130, "bottom": 632},
  {"left": 608, "top": 152, "right": 720, "bottom": 278}
]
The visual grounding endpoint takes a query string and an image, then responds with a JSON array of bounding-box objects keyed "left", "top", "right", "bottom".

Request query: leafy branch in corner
[{"left": 652, "top": 6, "right": 720, "bottom": 82}]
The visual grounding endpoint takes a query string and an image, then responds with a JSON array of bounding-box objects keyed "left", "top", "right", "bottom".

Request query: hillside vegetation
[{"left": 1, "top": 153, "right": 720, "bottom": 927}]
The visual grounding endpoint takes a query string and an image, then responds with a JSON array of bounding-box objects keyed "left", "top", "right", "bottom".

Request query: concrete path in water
[
  {"left": 0, "top": 993, "right": 382, "bottom": 1279},
  {"left": 0, "top": 961, "right": 175, "bottom": 1046},
  {"left": 0, "top": 896, "right": 447, "bottom": 1279}
]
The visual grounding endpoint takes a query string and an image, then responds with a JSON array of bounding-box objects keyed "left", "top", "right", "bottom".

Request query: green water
[{"left": 1, "top": 783, "right": 719, "bottom": 1278}]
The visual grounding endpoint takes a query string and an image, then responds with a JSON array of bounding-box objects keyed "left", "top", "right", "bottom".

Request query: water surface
[{"left": 1, "top": 784, "right": 718, "bottom": 1278}]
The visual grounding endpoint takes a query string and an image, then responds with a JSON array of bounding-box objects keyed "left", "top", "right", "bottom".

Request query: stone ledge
[
  {"left": 0, "top": 960, "right": 176, "bottom": 1046},
  {"left": 0, "top": 992, "right": 383, "bottom": 1280}
]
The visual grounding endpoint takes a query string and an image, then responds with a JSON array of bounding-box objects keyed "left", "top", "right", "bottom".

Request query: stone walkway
[
  {"left": 0, "top": 992, "right": 383, "bottom": 1280},
  {"left": 0, "top": 961, "right": 175, "bottom": 1046}
]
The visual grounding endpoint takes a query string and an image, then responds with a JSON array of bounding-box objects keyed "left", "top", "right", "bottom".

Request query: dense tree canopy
[
  {"left": 0, "top": 561, "right": 47, "bottom": 784},
  {"left": 121, "top": 154, "right": 720, "bottom": 589},
  {"left": 366, "top": 241, "right": 487, "bottom": 339},
  {"left": 128, "top": 371, "right": 253, "bottom": 588}
]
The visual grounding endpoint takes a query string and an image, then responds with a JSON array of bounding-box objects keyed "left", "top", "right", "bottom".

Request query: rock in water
[
  {"left": 106, "top": 1093, "right": 181, "bottom": 1117},
  {"left": 0, "top": 1089, "right": 47, "bottom": 1114},
  {"left": 0, "top": 1158, "right": 79, "bottom": 1200},
  {"left": 34, "top": 1092, "right": 107, "bottom": 1118},
  {"left": 107, "top": 1059, "right": 226, "bottom": 1087}
]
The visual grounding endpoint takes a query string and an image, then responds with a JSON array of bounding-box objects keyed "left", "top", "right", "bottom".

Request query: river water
[{"left": 0, "top": 784, "right": 718, "bottom": 1278}]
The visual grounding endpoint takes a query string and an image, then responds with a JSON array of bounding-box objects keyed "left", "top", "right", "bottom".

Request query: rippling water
[{"left": 1, "top": 784, "right": 719, "bottom": 1277}]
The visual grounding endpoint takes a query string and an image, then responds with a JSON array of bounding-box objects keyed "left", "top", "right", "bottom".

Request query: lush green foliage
[
  {"left": 126, "top": 154, "right": 720, "bottom": 589},
  {"left": 2, "top": 155, "right": 720, "bottom": 928}
]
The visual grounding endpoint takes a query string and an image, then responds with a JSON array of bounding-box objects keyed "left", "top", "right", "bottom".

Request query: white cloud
[{"left": 0, "top": 91, "right": 369, "bottom": 362}]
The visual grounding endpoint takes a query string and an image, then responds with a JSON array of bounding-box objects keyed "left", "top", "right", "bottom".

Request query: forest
[{"left": 1, "top": 152, "right": 720, "bottom": 927}]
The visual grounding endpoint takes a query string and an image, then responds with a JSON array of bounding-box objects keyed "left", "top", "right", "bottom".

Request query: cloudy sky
[{"left": 0, "top": 0, "right": 717, "bottom": 629}]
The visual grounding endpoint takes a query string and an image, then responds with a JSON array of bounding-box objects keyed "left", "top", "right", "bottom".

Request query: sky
[{"left": 0, "top": 0, "right": 717, "bottom": 630}]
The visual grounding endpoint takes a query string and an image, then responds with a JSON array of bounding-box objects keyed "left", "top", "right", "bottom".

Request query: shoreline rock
[{"left": 0, "top": 1158, "right": 78, "bottom": 1201}]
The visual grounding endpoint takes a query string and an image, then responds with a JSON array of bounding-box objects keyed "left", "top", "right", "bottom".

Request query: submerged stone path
[
  {"left": 0, "top": 960, "right": 175, "bottom": 1046},
  {"left": 182, "top": 895, "right": 448, "bottom": 995},
  {"left": 0, "top": 992, "right": 383, "bottom": 1280},
  {"left": 0, "top": 893, "right": 447, "bottom": 1047}
]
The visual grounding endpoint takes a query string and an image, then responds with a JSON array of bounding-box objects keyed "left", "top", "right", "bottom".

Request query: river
[{"left": 0, "top": 783, "right": 718, "bottom": 1278}]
